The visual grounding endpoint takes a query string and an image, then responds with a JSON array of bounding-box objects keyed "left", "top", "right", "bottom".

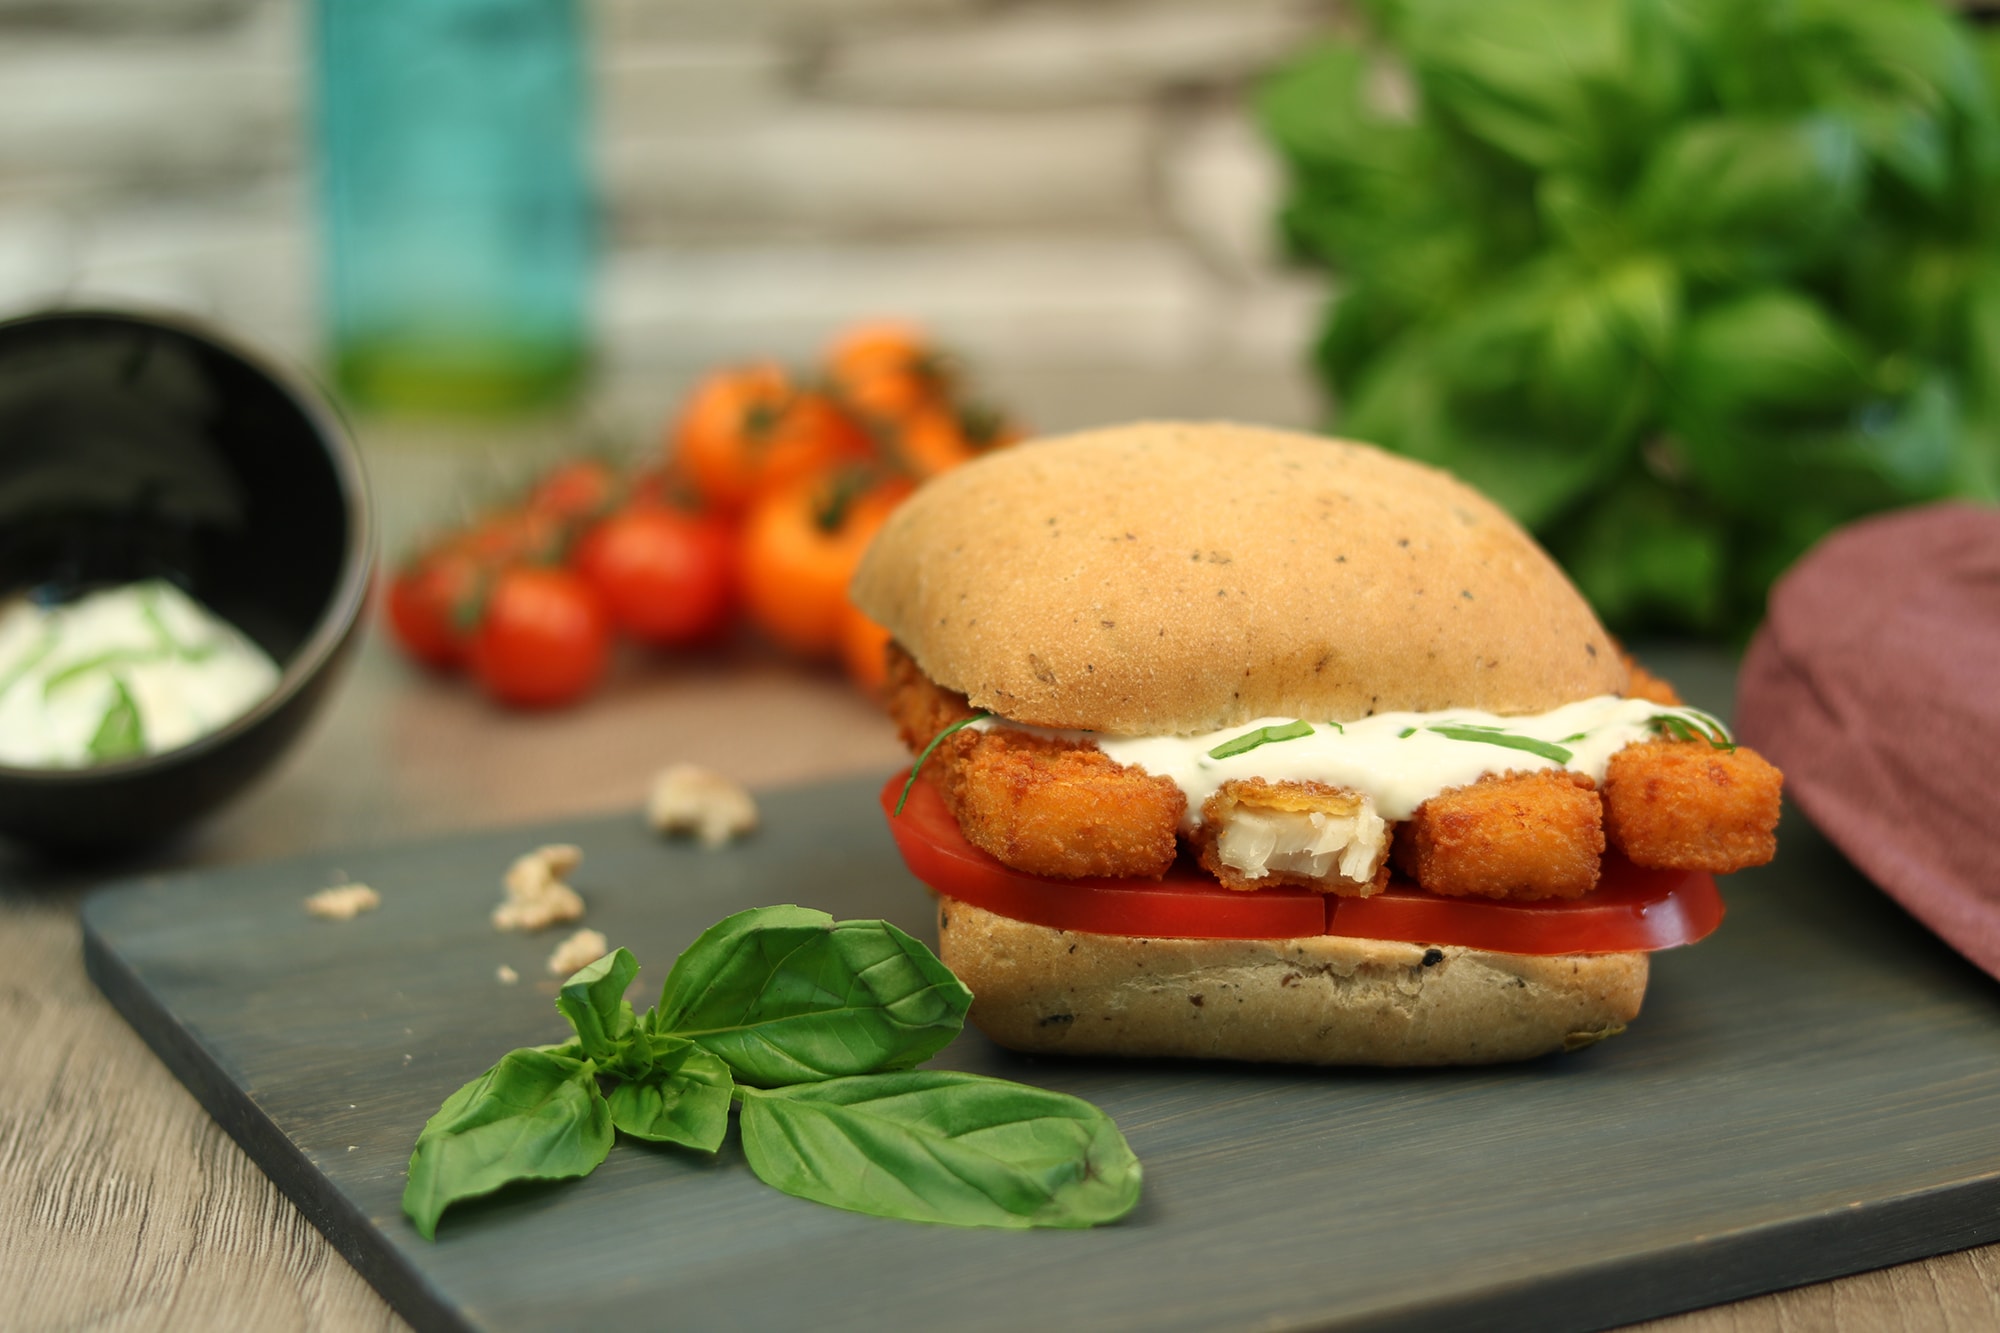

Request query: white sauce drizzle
[
  {"left": 971, "top": 697, "right": 1726, "bottom": 831},
  {"left": 0, "top": 581, "right": 281, "bottom": 769}
]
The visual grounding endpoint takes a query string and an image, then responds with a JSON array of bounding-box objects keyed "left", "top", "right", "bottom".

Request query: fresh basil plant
[
  {"left": 1261, "top": 0, "right": 2000, "bottom": 637},
  {"left": 402, "top": 906, "right": 1142, "bottom": 1237}
]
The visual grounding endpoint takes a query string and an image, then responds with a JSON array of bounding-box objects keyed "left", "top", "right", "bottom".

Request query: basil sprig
[{"left": 401, "top": 906, "right": 1140, "bottom": 1238}]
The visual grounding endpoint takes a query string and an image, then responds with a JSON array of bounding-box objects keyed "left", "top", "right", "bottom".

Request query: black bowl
[{"left": 0, "top": 308, "right": 373, "bottom": 854}]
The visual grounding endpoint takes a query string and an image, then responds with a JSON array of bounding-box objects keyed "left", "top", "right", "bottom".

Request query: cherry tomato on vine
[
  {"left": 466, "top": 566, "right": 611, "bottom": 709},
  {"left": 672, "top": 364, "right": 872, "bottom": 513},
  {"left": 573, "top": 505, "right": 737, "bottom": 648},
  {"left": 826, "top": 321, "right": 952, "bottom": 423},
  {"left": 384, "top": 549, "right": 486, "bottom": 671},
  {"left": 740, "top": 466, "right": 910, "bottom": 659},
  {"left": 837, "top": 600, "right": 893, "bottom": 697},
  {"left": 526, "top": 457, "right": 620, "bottom": 524},
  {"left": 450, "top": 507, "right": 567, "bottom": 567}
]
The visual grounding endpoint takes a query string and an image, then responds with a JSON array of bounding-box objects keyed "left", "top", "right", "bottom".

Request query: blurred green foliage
[{"left": 1260, "top": 0, "right": 2000, "bottom": 637}]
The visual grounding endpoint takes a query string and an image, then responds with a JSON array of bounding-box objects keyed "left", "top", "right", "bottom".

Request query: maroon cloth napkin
[{"left": 1738, "top": 502, "right": 2000, "bottom": 980}]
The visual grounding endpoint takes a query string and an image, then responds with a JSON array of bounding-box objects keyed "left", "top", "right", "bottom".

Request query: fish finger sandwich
[{"left": 853, "top": 421, "right": 1781, "bottom": 1066}]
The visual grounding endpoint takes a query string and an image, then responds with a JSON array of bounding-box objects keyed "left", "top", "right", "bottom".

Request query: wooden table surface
[{"left": 4, "top": 437, "right": 1999, "bottom": 1332}]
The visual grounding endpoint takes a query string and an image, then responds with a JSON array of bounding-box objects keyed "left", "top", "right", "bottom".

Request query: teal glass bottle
[{"left": 314, "top": 0, "right": 592, "bottom": 413}]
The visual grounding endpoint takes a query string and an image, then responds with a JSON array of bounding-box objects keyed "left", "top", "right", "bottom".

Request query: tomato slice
[
  {"left": 1325, "top": 859, "right": 1724, "bottom": 953},
  {"left": 881, "top": 772, "right": 1723, "bottom": 954}
]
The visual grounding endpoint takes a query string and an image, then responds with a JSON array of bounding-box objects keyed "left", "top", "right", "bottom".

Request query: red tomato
[
  {"left": 573, "top": 506, "right": 736, "bottom": 647},
  {"left": 384, "top": 550, "right": 484, "bottom": 671},
  {"left": 881, "top": 772, "right": 1724, "bottom": 953},
  {"left": 467, "top": 566, "right": 611, "bottom": 708}
]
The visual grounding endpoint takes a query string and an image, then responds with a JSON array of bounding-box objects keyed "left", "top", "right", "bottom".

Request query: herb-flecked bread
[
  {"left": 850, "top": 421, "right": 1627, "bottom": 736},
  {"left": 937, "top": 898, "right": 1646, "bottom": 1066}
]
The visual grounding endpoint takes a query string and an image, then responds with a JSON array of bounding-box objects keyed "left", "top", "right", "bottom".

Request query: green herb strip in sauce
[
  {"left": 893, "top": 713, "right": 991, "bottom": 816},
  {"left": 1207, "top": 719, "right": 1315, "bottom": 760},
  {"left": 87, "top": 678, "right": 145, "bottom": 762},
  {"left": 1417, "top": 725, "right": 1575, "bottom": 765},
  {"left": 1650, "top": 711, "right": 1736, "bottom": 752}
]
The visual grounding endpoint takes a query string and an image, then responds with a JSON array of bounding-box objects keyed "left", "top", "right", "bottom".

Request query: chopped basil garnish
[
  {"left": 1650, "top": 710, "right": 1737, "bottom": 752},
  {"left": 1208, "top": 719, "right": 1314, "bottom": 760},
  {"left": 87, "top": 678, "right": 145, "bottom": 762},
  {"left": 894, "top": 712, "right": 990, "bottom": 815},
  {"left": 43, "top": 648, "right": 171, "bottom": 697},
  {"left": 1421, "top": 725, "right": 1574, "bottom": 764}
]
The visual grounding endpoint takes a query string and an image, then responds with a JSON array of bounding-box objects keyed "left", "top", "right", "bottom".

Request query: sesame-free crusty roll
[
  {"left": 937, "top": 898, "right": 1646, "bottom": 1067},
  {"left": 851, "top": 420, "right": 1627, "bottom": 736}
]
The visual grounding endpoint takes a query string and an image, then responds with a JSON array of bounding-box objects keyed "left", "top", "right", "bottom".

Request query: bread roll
[
  {"left": 937, "top": 897, "right": 1646, "bottom": 1066},
  {"left": 851, "top": 421, "right": 1625, "bottom": 735}
]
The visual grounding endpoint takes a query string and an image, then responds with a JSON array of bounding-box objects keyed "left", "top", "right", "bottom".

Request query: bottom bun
[{"left": 937, "top": 897, "right": 1647, "bottom": 1067}]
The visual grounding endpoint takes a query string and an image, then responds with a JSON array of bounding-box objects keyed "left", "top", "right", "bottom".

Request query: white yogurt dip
[{"left": 0, "top": 580, "right": 282, "bottom": 768}]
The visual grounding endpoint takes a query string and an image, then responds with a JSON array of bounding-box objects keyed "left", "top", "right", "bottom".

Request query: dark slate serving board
[{"left": 82, "top": 775, "right": 2000, "bottom": 1333}]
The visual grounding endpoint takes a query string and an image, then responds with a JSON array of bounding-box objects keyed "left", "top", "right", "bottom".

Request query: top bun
[{"left": 850, "top": 421, "right": 1626, "bottom": 735}]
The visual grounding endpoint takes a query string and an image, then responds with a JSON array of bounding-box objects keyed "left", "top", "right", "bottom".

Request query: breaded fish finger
[
  {"left": 885, "top": 643, "right": 1185, "bottom": 879},
  {"left": 950, "top": 730, "right": 1185, "bottom": 878},
  {"left": 1603, "top": 740, "right": 1782, "bottom": 873},
  {"left": 1394, "top": 769, "right": 1605, "bottom": 900}
]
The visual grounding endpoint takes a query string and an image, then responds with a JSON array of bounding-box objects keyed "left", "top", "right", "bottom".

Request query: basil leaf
[
  {"left": 655, "top": 907, "right": 972, "bottom": 1086},
  {"left": 1673, "top": 289, "right": 1870, "bottom": 424},
  {"left": 1637, "top": 116, "right": 1864, "bottom": 281},
  {"left": 402, "top": 1047, "right": 612, "bottom": 1240},
  {"left": 1387, "top": 0, "right": 1688, "bottom": 176},
  {"left": 738, "top": 1071, "right": 1142, "bottom": 1229},
  {"left": 555, "top": 947, "right": 640, "bottom": 1064},
  {"left": 1549, "top": 469, "right": 1727, "bottom": 634},
  {"left": 1208, "top": 719, "right": 1313, "bottom": 760},
  {"left": 605, "top": 1035, "right": 734, "bottom": 1152},
  {"left": 87, "top": 678, "right": 145, "bottom": 762}
]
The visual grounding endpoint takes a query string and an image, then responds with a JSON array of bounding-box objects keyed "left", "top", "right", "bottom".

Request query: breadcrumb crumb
[
  {"left": 304, "top": 883, "right": 380, "bottom": 920},
  {"left": 648, "top": 763, "right": 758, "bottom": 848},
  {"left": 492, "top": 844, "right": 585, "bottom": 932},
  {"left": 496, "top": 964, "right": 519, "bottom": 985},
  {"left": 547, "top": 928, "right": 609, "bottom": 976}
]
